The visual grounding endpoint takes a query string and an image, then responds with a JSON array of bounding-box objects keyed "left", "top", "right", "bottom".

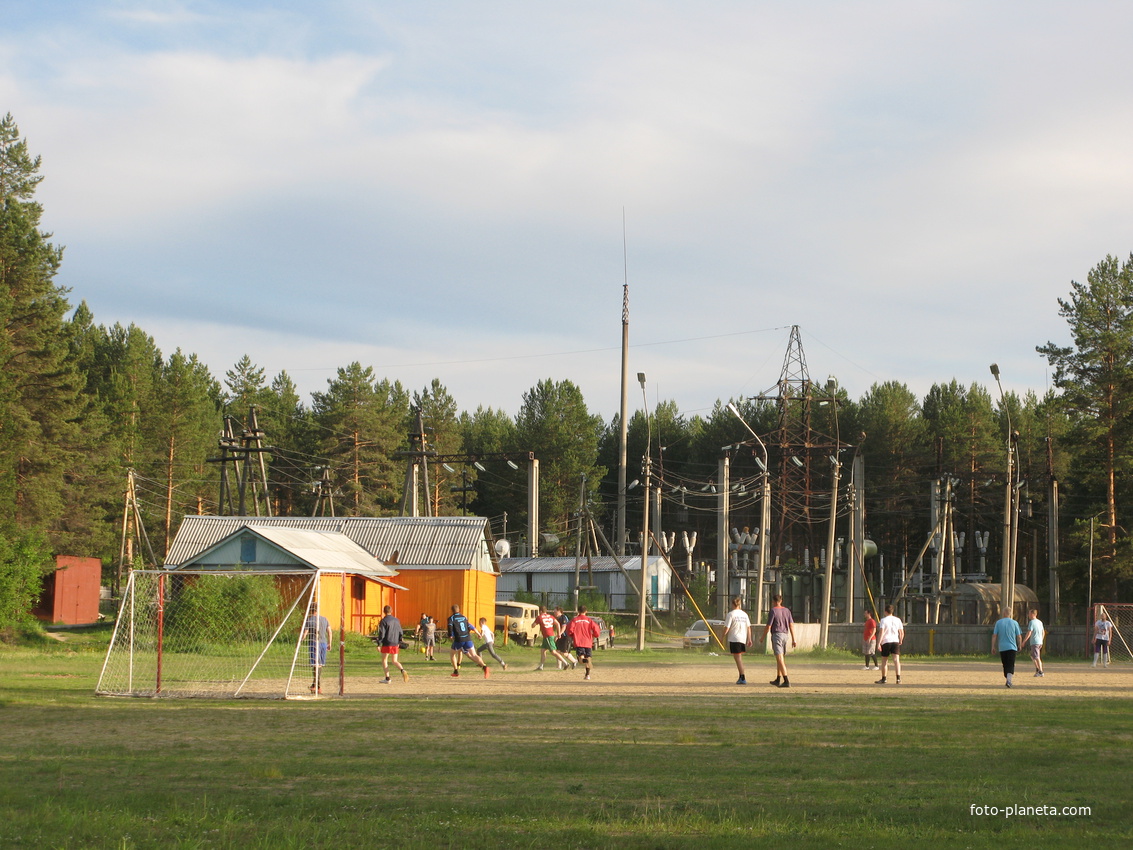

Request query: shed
[
  {"left": 34, "top": 555, "right": 102, "bottom": 625},
  {"left": 172, "top": 525, "right": 407, "bottom": 635},
  {"left": 949, "top": 582, "right": 1039, "bottom": 624},
  {"left": 498, "top": 555, "right": 672, "bottom": 611},
  {"left": 167, "top": 515, "right": 498, "bottom": 632}
]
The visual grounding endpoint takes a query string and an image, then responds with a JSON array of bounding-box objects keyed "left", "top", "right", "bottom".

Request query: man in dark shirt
[
  {"left": 448, "top": 604, "right": 489, "bottom": 679},
  {"left": 376, "top": 605, "right": 408, "bottom": 684}
]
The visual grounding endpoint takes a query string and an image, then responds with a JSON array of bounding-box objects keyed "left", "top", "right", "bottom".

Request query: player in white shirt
[
  {"left": 875, "top": 604, "right": 904, "bottom": 685},
  {"left": 723, "top": 596, "right": 753, "bottom": 685}
]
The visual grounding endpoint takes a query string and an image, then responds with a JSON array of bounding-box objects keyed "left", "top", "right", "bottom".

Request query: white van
[{"left": 495, "top": 601, "right": 542, "bottom": 646}]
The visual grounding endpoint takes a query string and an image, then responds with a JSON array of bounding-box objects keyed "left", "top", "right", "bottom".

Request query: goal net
[
  {"left": 97, "top": 570, "right": 332, "bottom": 699},
  {"left": 1091, "top": 603, "right": 1133, "bottom": 663}
]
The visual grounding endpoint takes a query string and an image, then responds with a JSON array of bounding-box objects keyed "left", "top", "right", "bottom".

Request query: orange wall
[
  {"left": 315, "top": 573, "right": 396, "bottom": 636},
  {"left": 394, "top": 569, "right": 497, "bottom": 633}
]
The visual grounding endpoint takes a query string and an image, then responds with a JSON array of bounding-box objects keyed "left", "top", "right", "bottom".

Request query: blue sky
[{"left": 5, "top": 1, "right": 1133, "bottom": 419}]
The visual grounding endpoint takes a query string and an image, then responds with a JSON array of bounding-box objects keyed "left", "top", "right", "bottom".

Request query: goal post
[
  {"left": 97, "top": 569, "right": 330, "bottom": 699},
  {"left": 1090, "top": 603, "right": 1133, "bottom": 663}
]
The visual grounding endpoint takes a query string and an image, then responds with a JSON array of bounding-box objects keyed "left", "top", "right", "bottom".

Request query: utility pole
[
  {"left": 637, "top": 371, "right": 650, "bottom": 651},
  {"left": 991, "top": 363, "right": 1017, "bottom": 618},
  {"left": 617, "top": 244, "right": 630, "bottom": 557}
]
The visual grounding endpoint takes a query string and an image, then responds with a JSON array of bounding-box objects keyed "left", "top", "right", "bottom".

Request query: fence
[{"left": 827, "top": 623, "right": 1089, "bottom": 657}]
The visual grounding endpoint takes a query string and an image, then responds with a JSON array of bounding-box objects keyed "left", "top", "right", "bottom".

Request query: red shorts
[{"left": 380, "top": 646, "right": 400, "bottom": 655}]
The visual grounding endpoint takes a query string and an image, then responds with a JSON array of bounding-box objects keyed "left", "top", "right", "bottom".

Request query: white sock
[{"left": 1006, "top": 673, "right": 1013, "bottom": 685}]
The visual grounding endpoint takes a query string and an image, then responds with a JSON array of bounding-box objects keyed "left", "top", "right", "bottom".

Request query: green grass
[{"left": 0, "top": 646, "right": 1128, "bottom": 849}]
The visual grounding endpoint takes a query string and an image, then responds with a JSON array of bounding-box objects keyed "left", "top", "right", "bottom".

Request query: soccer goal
[
  {"left": 97, "top": 570, "right": 332, "bottom": 699},
  {"left": 1090, "top": 603, "right": 1133, "bottom": 663}
]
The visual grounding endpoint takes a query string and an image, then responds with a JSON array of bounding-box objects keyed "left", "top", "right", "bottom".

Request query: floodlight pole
[
  {"left": 819, "top": 380, "right": 841, "bottom": 649},
  {"left": 991, "top": 364, "right": 1017, "bottom": 617},
  {"left": 727, "top": 402, "right": 771, "bottom": 623}
]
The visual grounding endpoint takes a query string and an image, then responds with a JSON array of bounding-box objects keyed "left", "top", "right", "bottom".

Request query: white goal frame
[
  {"left": 96, "top": 569, "right": 330, "bottom": 699},
  {"left": 1090, "top": 603, "right": 1133, "bottom": 663}
]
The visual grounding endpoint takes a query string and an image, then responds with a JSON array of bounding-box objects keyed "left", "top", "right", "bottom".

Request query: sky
[{"left": 4, "top": 1, "right": 1133, "bottom": 421}]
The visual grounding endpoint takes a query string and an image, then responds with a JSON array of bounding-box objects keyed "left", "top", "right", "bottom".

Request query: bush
[
  {"left": 0, "top": 529, "right": 52, "bottom": 631},
  {"left": 165, "top": 575, "right": 284, "bottom": 650}
]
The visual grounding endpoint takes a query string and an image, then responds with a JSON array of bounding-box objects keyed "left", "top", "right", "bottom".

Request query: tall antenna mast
[{"left": 616, "top": 208, "right": 630, "bottom": 556}]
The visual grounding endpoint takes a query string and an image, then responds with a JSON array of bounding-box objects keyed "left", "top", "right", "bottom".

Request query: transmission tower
[{"left": 750, "top": 325, "right": 844, "bottom": 565}]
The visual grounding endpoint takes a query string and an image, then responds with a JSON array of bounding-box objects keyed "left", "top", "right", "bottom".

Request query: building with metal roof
[
  {"left": 498, "top": 555, "right": 673, "bottom": 611},
  {"left": 166, "top": 516, "right": 498, "bottom": 632}
]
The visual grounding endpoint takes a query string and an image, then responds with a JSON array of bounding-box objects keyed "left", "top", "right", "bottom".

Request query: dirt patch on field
[{"left": 323, "top": 653, "right": 1132, "bottom": 700}]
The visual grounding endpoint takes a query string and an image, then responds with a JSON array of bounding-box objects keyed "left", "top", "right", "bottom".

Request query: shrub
[{"left": 0, "top": 529, "right": 52, "bottom": 631}]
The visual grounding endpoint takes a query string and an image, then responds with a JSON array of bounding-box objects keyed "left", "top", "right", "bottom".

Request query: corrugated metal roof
[
  {"left": 499, "top": 555, "right": 668, "bottom": 574},
  {"left": 167, "top": 515, "right": 493, "bottom": 571},
  {"left": 175, "top": 526, "right": 407, "bottom": 588}
]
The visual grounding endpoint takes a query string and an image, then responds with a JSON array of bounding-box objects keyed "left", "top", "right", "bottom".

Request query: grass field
[{"left": 1, "top": 632, "right": 1130, "bottom": 849}]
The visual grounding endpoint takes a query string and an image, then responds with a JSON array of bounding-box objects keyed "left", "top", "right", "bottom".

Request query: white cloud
[{"left": 4, "top": 0, "right": 1133, "bottom": 421}]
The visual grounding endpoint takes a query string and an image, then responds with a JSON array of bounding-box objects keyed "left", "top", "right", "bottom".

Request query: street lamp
[
  {"left": 727, "top": 402, "right": 772, "bottom": 623},
  {"left": 819, "top": 379, "right": 841, "bottom": 648}
]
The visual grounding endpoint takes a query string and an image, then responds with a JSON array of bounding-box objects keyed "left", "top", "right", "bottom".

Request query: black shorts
[
  {"left": 880, "top": 642, "right": 900, "bottom": 657},
  {"left": 729, "top": 641, "right": 747, "bottom": 655},
  {"left": 575, "top": 647, "right": 593, "bottom": 659}
]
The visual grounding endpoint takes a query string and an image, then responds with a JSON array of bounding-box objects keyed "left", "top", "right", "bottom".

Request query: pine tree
[
  {"left": 0, "top": 113, "right": 104, "bottom": 554},
  {"left": 311, "top": 363, "right": 409, "bottom": 516},
  {"left": 1038, "top": 254, "right": 1133, "bottom": 597}
]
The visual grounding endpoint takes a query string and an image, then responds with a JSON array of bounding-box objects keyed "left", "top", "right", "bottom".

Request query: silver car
[{"left": 683, "top": 619, "right": 724, "bottom": 648}]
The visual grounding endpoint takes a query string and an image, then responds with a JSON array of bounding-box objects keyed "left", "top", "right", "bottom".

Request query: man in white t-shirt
[
  {"left": 723, "top": 596, "right": 753, "bottom": 685},
  {"left": 875, "top": 604, "right": 904, "bottom": 685}
]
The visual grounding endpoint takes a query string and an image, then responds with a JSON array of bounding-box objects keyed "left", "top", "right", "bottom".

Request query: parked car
[
  {"left": 590, "top": 616, "right": 610, "bottom": 650},
  {"left": 683, "top": 619, "right": 725, "bottom": 648},
  {"left": 495, "top": 601, "right": 542, "bottom": 646}
]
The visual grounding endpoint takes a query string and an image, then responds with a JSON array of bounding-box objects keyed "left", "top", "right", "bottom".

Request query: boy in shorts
[
  {"left": 875, "top": 604, "right": 904, "bottom": 684},
  {"left": 534, "top": 605, "right": 575, "bottom": 671},
  {"left": 723, "top": 596, "right": 753, "bottom": 684},
  {"left": 760, "top": 594, "right": 796, "bottom": 688},
  {"left": 448, "top": 604, "right": 489, "bottom": 678}
]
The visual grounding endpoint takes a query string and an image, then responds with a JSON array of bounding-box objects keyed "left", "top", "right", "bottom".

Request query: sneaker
[
  {"left": 450, "top": 670, "right": 459, "bottom": 678},
  {"left": 862, "top": 665, "right": 871, "bottom": 670},
  {"left": 737, "top": 677, "right": 747, "bottom": 685},
  {"left": 483, "top": 665, "right": 490, "bottom": 679},
  {"left": 875, "top": 677, "right": 887, "bottom": 684},
  {"left": 1006, "top": 680, "right": 1012, "bottom": 688},
  {"left": 570, "top": 658, "right": 578, "bottom": 670},
  {"left": 584, "top": 674, "right": 591, "bottom": 681},
  {"left": 536, "top": 664, "right": 544, "bottom": 671},
  {"left": 401, "top": 669, "right": 409, "bottom": 683},
  {"left": 381, "top": 677, "right": 391, "bottom": 684},
  {"left": 1034, "top": 671, "right": 1043, "bottom": 677},
  {"left": 895, "top": 676, "right": 901, "bottom": 684},
  {"left": 779, "top": 680, "right": 790, "bottom": 688},
  {"left": 502, "top": 662, "right": 508, "bottom": 671}
]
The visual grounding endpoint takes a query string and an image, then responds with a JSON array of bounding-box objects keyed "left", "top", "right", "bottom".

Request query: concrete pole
[
  {"left": 755, "top": 474, "right": 770, "bottom": 625},
  {"left": 616, "top": 283, "right": 629, "bottom": 556},
  {"left": 1048, "top": 479, "right": 1060, "bottom": 621},
  {"left": 528, "top": 457, "right": 540, "bottom": 558},
  {"left": 820, "top": 455, "right": 841, "bottom": 648},
  {"left": 637, "top": 453, "right": 651, "bottom": 651},
  {"left": 716, "top": 454, "right": 731, "bottom": 619}
]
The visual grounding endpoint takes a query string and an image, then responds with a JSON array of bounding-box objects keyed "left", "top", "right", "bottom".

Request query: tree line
[{"left": 1, "top": 112, "right": 1131, "bottom": 629}]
